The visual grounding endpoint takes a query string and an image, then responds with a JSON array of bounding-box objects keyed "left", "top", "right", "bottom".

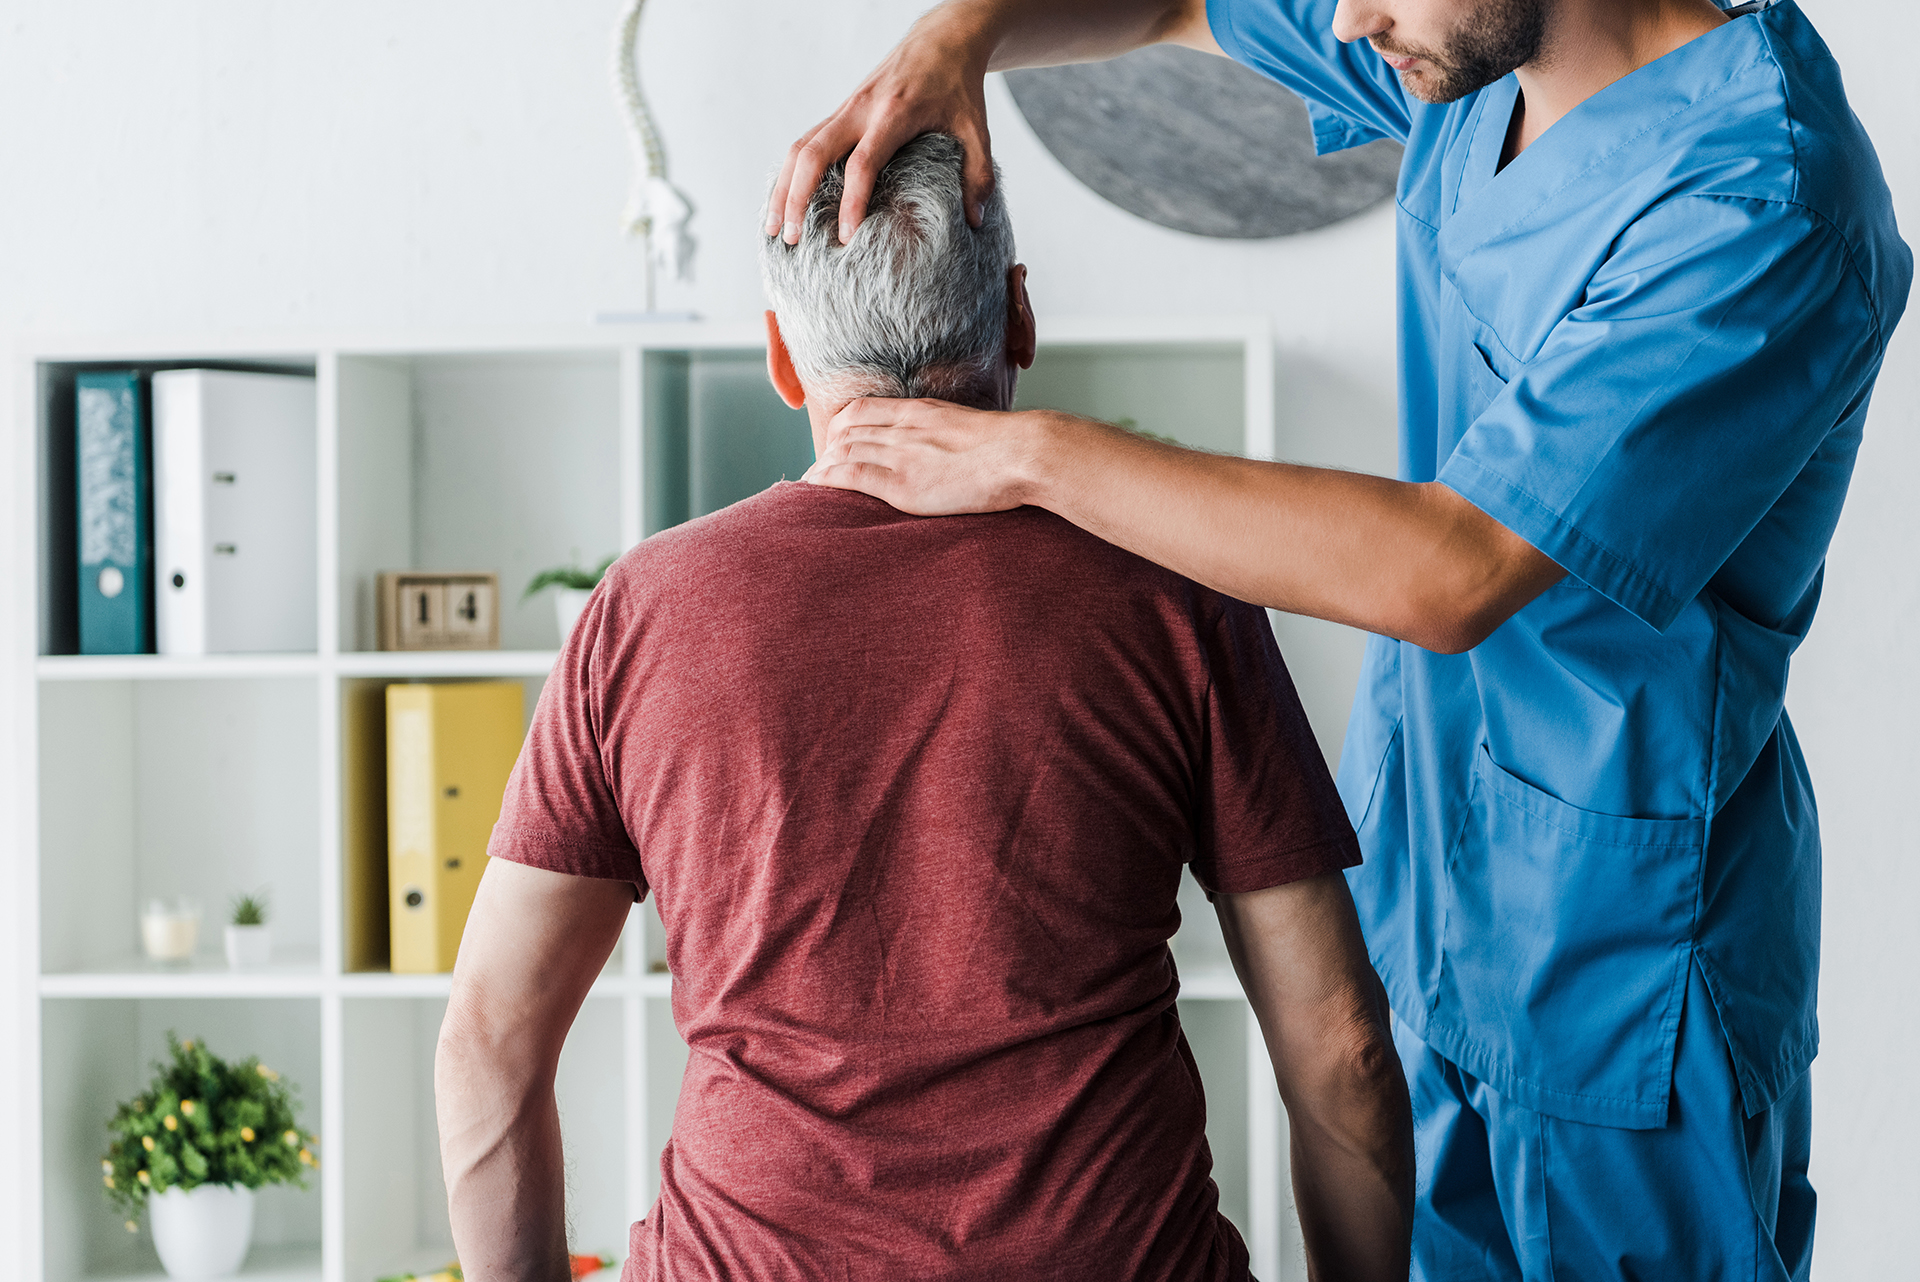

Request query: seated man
[{"left": 436, "top": 133, "right": 1411, "bottom": 1282}]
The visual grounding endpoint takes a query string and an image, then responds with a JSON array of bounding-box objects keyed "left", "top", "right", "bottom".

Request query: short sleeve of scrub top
[
  {"left": 1440, "top": 196, "right": 1883, "bottom": 633},
  {"left": 1206, "top": 0, "right": 1412, "bottom": 152}
]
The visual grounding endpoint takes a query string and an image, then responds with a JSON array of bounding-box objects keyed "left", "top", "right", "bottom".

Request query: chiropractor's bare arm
[
  {"left": 770, "top": 0, "right": 1219, "bottom": 242},
  {"left": 1217, "top": 873, "right": 1413, "bottom": 1282},
  {"left": 436, "top": 860, "right": 633, "bottom": 1282},
  {"left": 810, "top": 405, "right": 1565, "bottom": 653}
]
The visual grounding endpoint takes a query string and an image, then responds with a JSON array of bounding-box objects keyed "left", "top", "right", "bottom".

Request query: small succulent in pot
[
  {"left": 526, "top": 555, "right": 618, "bottom": 644},
  {"left": 523, "top": 554, "right": 618, "bottom": 599},
  {"left": 225, "top": 891, "right": 272, "bottom": 969}
]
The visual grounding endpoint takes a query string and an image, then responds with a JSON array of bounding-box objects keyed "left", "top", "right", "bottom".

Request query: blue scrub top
[{"left": 1209, "top": 0, "right": 1910, "bottom": 1127}]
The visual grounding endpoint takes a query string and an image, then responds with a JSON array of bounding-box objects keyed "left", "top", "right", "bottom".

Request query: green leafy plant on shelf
[
  {"left": 101, "top": 1033, "right": 314, "bottom": 1231},
  {"left": 524, "top": 555, "right": 618, "bottom": 600},
  {"left": 229, "top": 891, "right": 269, "bottom": 927}
]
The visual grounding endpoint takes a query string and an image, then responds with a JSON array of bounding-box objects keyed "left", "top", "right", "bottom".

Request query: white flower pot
[
  {"left": 224, "top": 924, "right": 272, "bottom": 969},
  {"left": 149, "top": 1183, "right": 254, "bottom": 1279},
  {"left": 553, "top": 587, "right": 593, "bottom": 644}
]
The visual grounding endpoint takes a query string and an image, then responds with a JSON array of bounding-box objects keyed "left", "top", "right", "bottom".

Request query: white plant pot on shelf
[
  {"left": 149, "top": 1183, "right": 254, "bottom": 1279},
  {"left": 224, "top": 924, "right": 271, "bottom": 969},
  {"left": 553, "top": 587, "right": 593, "bottom": 644}
]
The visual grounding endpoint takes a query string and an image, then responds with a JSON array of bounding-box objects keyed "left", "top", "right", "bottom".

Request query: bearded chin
[{"left": 1407, "top": 0, "right": 1548, "bottom": 104}]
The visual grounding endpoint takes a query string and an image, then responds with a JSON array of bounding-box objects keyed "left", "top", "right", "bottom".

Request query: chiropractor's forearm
[
  {"left": 436, "top": 1014, "right": 571, "bottom": 1282},
  {"left": 1022, "top": 414, "right": 1561, "bottom": 652},
  {"left": 916, "top": 0, "right": 1209, "bottom": 73}
]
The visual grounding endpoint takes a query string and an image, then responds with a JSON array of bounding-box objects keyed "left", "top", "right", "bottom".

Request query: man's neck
[
  {"left": 807, "top": 398, "right": 855, "bottom": 459},
  {"left": 805, "top": 377, "right": 1014, "bottom": 459},
  {"left": 1505, "top": 0, "right": 1730, "bottom": 163}
]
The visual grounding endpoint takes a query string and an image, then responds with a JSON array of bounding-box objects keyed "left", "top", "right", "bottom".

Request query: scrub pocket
[
  {"left": 1465, "top": 339, "right": 1509, "bottom": 408},
  {"left": 1427, "top": 746, "right": 1705, "bottom": 1130}
]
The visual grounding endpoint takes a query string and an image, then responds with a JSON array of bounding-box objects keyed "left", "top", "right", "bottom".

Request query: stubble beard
[{"left": 1377, "top": 0, "right": 1550, "bottom": 104}]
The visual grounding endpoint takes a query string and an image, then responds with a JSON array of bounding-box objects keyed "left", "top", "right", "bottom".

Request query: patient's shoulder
[
  {"left": 595, "top": 479, "right": 1235, "bottom": 632},
  {"left": 600, "top": 483, "right": 895, "bottom": 582}
]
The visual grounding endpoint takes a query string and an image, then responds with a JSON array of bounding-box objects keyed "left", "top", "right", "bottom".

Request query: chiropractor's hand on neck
[
  {"left": 809, "top": 400, "right": 1565, "bottom": 656},
  {"left": 806, "top": 397, "right": 1056, "bottom": 516}
]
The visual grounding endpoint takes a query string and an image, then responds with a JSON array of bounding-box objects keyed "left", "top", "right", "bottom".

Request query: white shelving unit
[{"left": 11, "top": 319, "right": 1305, "bottom": 1282}]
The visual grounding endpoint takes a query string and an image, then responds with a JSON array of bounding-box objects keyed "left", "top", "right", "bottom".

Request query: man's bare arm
[
  {"left": 811, "top": 406, "right": 1565, "bottom": 653},
  {"left": 770, "top": 0, "right": 1218, "bottom": 243},
  {"left": 1216, "top": 873, "right": 1413, "bottom": 1282},
  {"left": 436, "top": 859, "right": 634, "bottom": 1282}
]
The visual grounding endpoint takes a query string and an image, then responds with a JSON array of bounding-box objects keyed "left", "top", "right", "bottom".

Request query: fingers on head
[
  {"left": 836, "top": 117, "right": 922, "bottom": 243},
  {"left": 770, "top": 125, "right": 824, "bottom": 234},
  {"left": 957, "top": 121, "right": 995, "bottom": 225},
  {"left": 837, "top": 142, "right": 883, "bottom": 244},
  {"left": 783, "top": 128, "right": 853, "bottom": 242}
]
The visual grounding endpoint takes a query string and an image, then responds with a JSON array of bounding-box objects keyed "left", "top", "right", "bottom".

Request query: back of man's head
[{"left": 760, "top": 133, "right": 1014, "bottom": 407}]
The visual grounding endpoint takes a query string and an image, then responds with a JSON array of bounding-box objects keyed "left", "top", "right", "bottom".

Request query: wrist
[
  {"left": 917, "top": 1, "right": 1005, "bottom": 75},
  {"left": 1007, "top": 410, "right": 1094, "bottom": 511}
]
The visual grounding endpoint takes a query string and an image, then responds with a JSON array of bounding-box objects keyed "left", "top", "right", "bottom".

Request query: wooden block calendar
[{"left": 376, "top": 571, "right": 500, "bottom": 650}]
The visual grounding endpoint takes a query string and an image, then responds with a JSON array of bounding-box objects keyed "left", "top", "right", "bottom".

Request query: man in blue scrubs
[{"left": 775, "top": 0, "right": 1909, "bottom": 1276}]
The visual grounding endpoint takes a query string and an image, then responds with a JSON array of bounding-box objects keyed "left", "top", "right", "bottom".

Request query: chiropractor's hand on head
[
  {"left": 768, "top": 8, "right": 996, "bottom": 245},
  {"left": 769, "top": 0, "right": 1222, "bottom": 245}
]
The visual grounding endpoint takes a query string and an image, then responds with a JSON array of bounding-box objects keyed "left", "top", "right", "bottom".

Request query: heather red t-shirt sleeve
[
  {"left": 487, "top": 583, "right": 647, "bottom": 896},
  {"left": 1189, "top": 600, "right": 1362, "bottom": 895}
]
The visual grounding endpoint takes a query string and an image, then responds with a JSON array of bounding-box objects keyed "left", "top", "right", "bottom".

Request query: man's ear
[
  {"left": 1005, "top": 265, "right": 1036, "bottom": 371},
  {"left": 765, "top": 310, "right": 806, "bottom": 409}
]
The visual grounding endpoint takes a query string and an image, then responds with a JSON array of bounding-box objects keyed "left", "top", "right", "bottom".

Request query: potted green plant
[
  {"left": 102, "top": 1034, "right": 315, "bottom": 1279},
  {"left": 525, "top": 555, "right": 616, "bottom": 644},
  {"left": 224, "top": 892, "right": 271, "bottom": 970}
]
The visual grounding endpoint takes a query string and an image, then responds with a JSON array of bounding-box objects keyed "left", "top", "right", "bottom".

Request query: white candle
[{"left": 141, "top": 905, "right": 200, "bottom": 961}]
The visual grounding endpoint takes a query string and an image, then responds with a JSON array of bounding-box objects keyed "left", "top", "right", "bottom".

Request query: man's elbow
[
  {"left": 1394, "top": 551, "right": 1564, "bottom": 654},
  {"left": 1338, "top": 1018, "right": 1405, "bottom": 1104},
  {"left": 1395, "top": 595, "right": 1510, "bottom": 655},
  {"left": 435, "top": 988, "right": 497, "bottom": 1100},
  {"left": 1282, "top": 996, "right": 1407, "bottom": 1130},
  {"left": 435, "top": 980, "right": 534, "bottom": 1103},
  {"left": 1390, "top": 483, "right": 1564, "bottom": 653},
  {"left": 1310, "top": 1009, "right": 1401, "bottom": 1094}
]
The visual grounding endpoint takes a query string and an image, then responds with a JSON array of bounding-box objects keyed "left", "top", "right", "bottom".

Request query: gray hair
[{"left": 760, "top": 133, "right": 1014, "bottom": 404}]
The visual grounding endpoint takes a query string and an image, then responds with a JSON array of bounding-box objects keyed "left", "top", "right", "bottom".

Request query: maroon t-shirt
[{"left": 490, "top": 482, "right": 1359, "bottom": 1282}]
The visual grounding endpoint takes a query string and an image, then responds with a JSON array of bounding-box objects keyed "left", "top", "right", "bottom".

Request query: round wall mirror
[{"left": 1005, "top": 45, "right": 1403, "bottom": 238}]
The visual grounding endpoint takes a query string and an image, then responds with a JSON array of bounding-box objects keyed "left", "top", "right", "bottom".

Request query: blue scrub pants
[{"left": 1396, "top": 964, "right": 1814, "bottom": 1281}]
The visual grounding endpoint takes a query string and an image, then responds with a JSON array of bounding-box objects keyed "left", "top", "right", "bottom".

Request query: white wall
[{"left": 0, "top": 0, "right": 1909, "bottom": 1274}]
